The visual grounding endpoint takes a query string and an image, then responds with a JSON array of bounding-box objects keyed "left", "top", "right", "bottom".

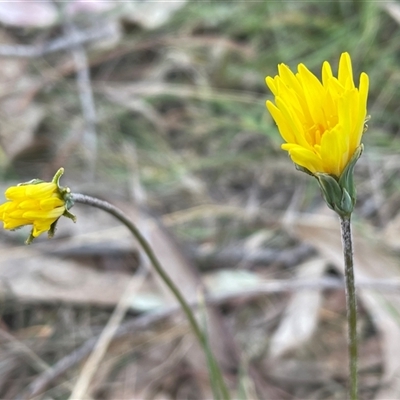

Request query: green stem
[
  {"left": 340, "top": 215, "right": 358, "bottom": 400},
  {"left": 71, "top": 193, "right": 230, "bottom": 400}
]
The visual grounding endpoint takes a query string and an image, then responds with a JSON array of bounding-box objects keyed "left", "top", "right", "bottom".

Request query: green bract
[{"left": 314, "top": 145, "right": 363, "bottom": 217}]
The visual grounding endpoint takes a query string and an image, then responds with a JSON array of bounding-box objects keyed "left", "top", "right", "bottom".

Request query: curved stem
[
  {"left": 71, "top": 193, "right": 230, "bottom": 399},
  {"left": 340, "top": 215, "right": 358, "bottom": 400}
]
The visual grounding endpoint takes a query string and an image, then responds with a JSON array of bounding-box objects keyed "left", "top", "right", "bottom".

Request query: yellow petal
[
  {"left": 4, "top": 186, "right": 26, "bottom": 200},
  {"left": 22, "top": 207, "right": 65, "bottom": 220},
  {"left": 32, "top": 220, "right": 57, "bottom": 237},
  {"left": 274, "top": 97, "right": 313, "bottom": 150},
  {"left": 18, "top": 199, "right": 40, "bottom": 210},
  {"left": 39, "top": 197, "right": 65, "bottom": 210},
  {"left": 3, "top": 219, "right": 32, "bottom": 230},
  {"left": 338, "top": 52, "right": 354, "bottom": 90},
  {"left": 282, "top": 144, "right": 324, "bottom": 173},
  {"left": 322, "top": 61, "right": 333, "bottom": 86},
  {"left": 0, "top": 202, "right": 11, "bottom": 216},
  {"left": 320, "top": 126, "right": 344, "bottom": 176},
  {"left": 356, "top": 72, "right": 369, "bottom": 137},
  {"left": 5, "top": 182, "right": 56, "bottom": 200},
  {"left": 266, "top": 100, "right": 297, "bottom": 144},
  {"left": 9, "top": 209, "right": 28, "bottom": 219},
  {"left": 297, "top": 64, "right": 326, "bottom": 129},
  {"left": 25, "top": 183, "right": 57, "bottom": 198},
  {"left": 265, "top": 76, "right": 277, "bottom": 95},
  {"left": 278, "top": 63, "right": 303, "bottom": 95}
]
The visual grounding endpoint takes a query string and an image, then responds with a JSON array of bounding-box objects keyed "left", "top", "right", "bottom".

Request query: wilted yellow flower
[
  {"left": 265, "top": 52, "right": 369, "bottom": 177},
  {"left": 0, "top": 182, "right": 65, "bottom": 237},
  {"left": 0, "top": 168, "right": 75, "bottom": 243}
]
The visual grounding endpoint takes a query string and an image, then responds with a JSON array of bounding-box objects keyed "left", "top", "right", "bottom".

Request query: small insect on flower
[{"left": 0, "top": 168, "right": 76, "bottom": 244}]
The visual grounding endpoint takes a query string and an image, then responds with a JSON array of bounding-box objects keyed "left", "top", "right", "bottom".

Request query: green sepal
[
  {"left": 294, "top": 163, "right": 314, "bottom": 177},
  {"left": 18, "top": 179, "right": 45, "bottom": 186},
  {"left": 340, "top": 188, "right": 353, "bottom": 215},
  {"left": 52, "top": 168, "right": 77, "bottom": 230},
  {"left": 25, "top": 231, "right": 35, "bottom": 245},
  {"left": 52, "top": 167, "right": 65, "bottom": 187},
  {"left": 61, "top": 191, "right": 77, "bottom": 222},
  {"left": 315, "top": 172, "right": 343, "bottom": 213},
  {"left": 52, "top": 168, "right": 76, "bottom": 214},
  {"left": 314, "top": 145, "right": 363, "bottom": 217},
  {"left": 292, "top": 144, "right": 363, "bottom": 218},
  {"left": 62, "top": 209, "right": 77, "bottom": 223},
  {"left": 314, "top": 173, "right": 356, "bottom": 218},
  {"left": 338, "top": 144, "right": 363, "bottom": 206},
  {"left": 48, "top": 218, "right": 60, "bottom": 239},
  {"left": 62, "top": 191, "right": 75, "bottom": 211}
]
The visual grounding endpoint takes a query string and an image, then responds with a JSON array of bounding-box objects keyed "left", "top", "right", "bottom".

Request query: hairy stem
[
  {"left": 71, "top": 193, "right": 230, "bottom": 399},
  {"left": 340, "top": 215, "right": 358, "bottom": 400}
]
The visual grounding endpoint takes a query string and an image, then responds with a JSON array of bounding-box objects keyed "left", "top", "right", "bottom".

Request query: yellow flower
[
  {"left": 0, "top": 168, "right": 76, "bottom": 243},
  {"left": 0, "top": 182, "right": 65, "bottom": 238},
  {"left": 265, "top": 52, "right": 369, "bottom": 177}
]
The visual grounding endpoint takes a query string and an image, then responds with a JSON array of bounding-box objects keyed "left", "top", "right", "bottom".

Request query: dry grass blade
[
  {"left": 68, "top": 273, "right": 146, "bottom": 400},
  {"left": 269, "top": 258, "right": 327, "bottom": 358},
  {"left": 99, "top": 82, "right": 261, "bottom": 105}
]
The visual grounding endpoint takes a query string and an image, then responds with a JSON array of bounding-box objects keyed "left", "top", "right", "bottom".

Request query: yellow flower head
[
  {"left": 265, "top": 52, "right": 369, "bottom": 177},
  {"left": 0, "top": 168, "right": 75, "bottom": 243}
]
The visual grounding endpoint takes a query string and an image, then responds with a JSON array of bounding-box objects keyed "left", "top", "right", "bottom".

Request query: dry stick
[
  {"left": 0, "top": 25, "right": 116, "bottom": 58},
  {"left": 68, "top": 274, "right": 146, "bottom": 400},
  {"left": 340, "top": 215, "right": 358, "bottom": 400},
  {"left": 61, "top": 10, "right": 98, "bottom": 181}
]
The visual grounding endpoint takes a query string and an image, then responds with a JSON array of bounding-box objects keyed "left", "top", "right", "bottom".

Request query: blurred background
[{"left": 0, "top": 1, "right": 399, "bottom": 399}]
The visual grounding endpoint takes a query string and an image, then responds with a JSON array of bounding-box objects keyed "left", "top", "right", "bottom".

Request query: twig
[
  {"left": 366, "top": 154, "right": 388, "bottom": 226},
  {"left": 59, "top": 6, "right": 98, "bottom": 180},
  {"left": 194, "top": 243, "right": 315, "bottom": 270},
  {"left": 0, "top": 25, "right": 116, "bottom": 58}
]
